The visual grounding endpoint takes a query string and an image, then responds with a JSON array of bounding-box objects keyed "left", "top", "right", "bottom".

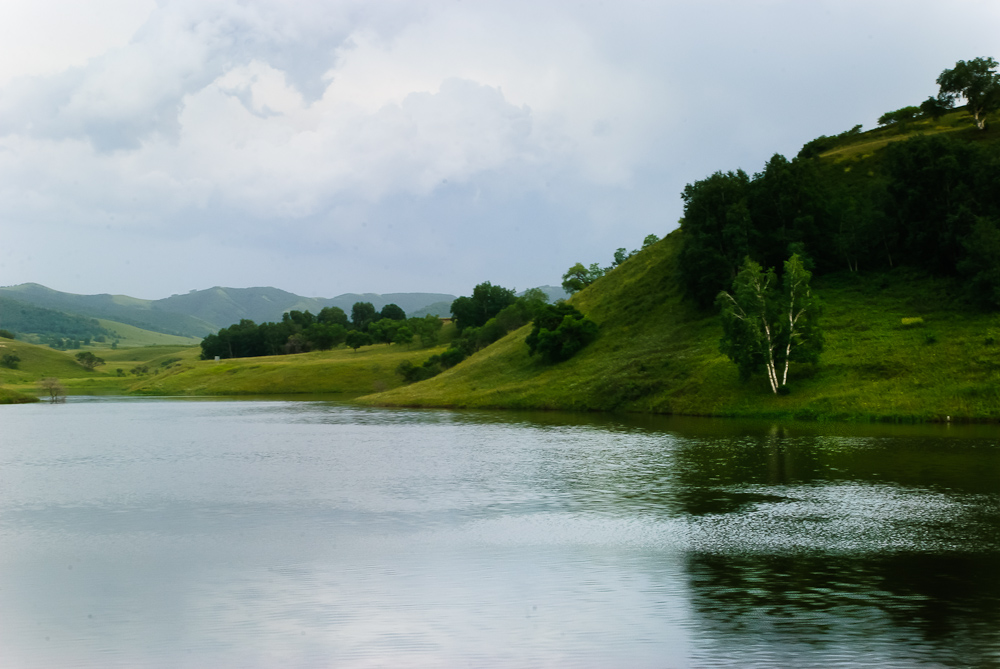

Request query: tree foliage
[
  {"left": 379, "top": 303, "right": 406, "bottom": 321},
  {"left": 450, "top": 282, "right": 517, "bottom": 332},
  {"left": 525, "top": 303, "right": 599, "bottom": 364},
  {"left": 682, "top": 122, "right": 1000, "bottom": 308},
  {"left": 878, "top": 106, "right": 920, "bottom": 127},
  {"left": 561, "top": 263, "right": 605, "bottom": 294},
  {"left": 351, "top": 302, "right": 377, "bottom": 330},
  {"left": 75, "top": 351, "right": 106, "bottom": 371},
  {"left": 716, "top": 255, "right": 822, "bottom": 393}
]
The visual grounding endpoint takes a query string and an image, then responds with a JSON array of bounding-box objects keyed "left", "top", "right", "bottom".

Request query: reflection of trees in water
[
  {"left": 684, "top": 551, "right": 1000, "bottom": 667},
  {"left": 559, "top": 420, "right": 1000, "bottom": 665}
]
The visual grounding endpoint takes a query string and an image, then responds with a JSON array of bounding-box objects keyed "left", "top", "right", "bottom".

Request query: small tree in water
[
  {"left": 715, "top": 254, "right": 823, "bottom": 394},
  {"left": 40, "top": 377, "right": 66, "bottom": 403}
]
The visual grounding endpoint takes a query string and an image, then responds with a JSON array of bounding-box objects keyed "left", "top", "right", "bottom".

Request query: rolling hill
[{"left": 0, "top": 284, "right": 458, "bottom": 339}]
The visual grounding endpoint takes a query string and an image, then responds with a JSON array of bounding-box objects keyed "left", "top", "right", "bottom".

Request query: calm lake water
[{"left": 1, "top": 397, "right": 998, "bottom": 668}]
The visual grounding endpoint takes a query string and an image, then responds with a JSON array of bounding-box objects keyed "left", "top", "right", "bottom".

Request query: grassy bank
[{"left": 360, "top": 232, "right": 1000, "bottom": 422}]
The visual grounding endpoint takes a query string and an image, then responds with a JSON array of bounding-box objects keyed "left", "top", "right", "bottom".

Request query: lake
[{"left": 1, "top": 397, "right": 998, "bottom": 668}]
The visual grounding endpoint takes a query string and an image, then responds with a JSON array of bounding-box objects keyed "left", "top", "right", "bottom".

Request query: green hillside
[
  {"left": 93, "top": 320, "right": 201, "bottom": 348},
  {"left": 0, "top": 283, "right": 216, "bottom": 338},
  {"left": 361, "top": 102, "right": 1000, "bottom": 422},
  {"left": 361, "top": 232, "right": 1000, "bottom": 421}
]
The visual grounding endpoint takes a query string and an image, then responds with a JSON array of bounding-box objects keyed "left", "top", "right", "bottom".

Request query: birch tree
[
  {"left": 936, "top": 57, "right": 1000, "bottom": 131},
  {"left": 715, "top": 254, "right": 822, "bottom": 393}
]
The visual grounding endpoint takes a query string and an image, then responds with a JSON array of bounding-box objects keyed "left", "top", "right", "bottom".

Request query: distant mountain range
[
  {"left": 0, "top": 283, "right": 458, "bottom": 339},
  {"left": 0, "top": 283, "right": 569, "bottom": 339}
]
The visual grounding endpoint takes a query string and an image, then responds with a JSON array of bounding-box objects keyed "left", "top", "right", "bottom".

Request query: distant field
[{"left": 96, "top": 319, "right": 202, "bottom": 348}]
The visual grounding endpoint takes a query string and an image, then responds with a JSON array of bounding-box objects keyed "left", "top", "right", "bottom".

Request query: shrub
[{"left": 526, "top": 303, "right": 599, "bottom": 364}]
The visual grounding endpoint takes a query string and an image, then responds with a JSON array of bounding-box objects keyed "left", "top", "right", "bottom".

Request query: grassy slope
[
  {"left": 0, "top": 329, "right": 450, "bottom": 398},
  {"left": 95, "top": 319, "right": 201, "bottom": 347},
  {"left": 124, "top": 343, "right": 451, "bottom": 397},
  {"left": 361, "top": 231, "right": 1000, "bottom": 421}
]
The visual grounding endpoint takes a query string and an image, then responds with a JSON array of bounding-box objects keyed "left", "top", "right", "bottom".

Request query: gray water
[{"left": 1, "top": 398, "right": 998, "bottom": 668}]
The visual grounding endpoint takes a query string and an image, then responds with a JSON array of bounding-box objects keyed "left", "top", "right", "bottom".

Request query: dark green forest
[
  {"left": 679, "top": 57, "right": 1000, "bottom": 310},
  {"left": 199, "top": 303, "right": 444, "bottom": 359},
  {"left": 0, "top": 297, "right": 111, "bottom": 345}
]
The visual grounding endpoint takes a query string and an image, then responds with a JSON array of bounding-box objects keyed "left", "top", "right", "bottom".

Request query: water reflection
[{"left": 0, "top": 399, "right": 997, "bottom": 667}]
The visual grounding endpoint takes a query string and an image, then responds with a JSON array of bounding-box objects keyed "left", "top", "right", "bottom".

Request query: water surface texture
[{"left": 1, "top": 398, "right": 998, "bottom": 668}]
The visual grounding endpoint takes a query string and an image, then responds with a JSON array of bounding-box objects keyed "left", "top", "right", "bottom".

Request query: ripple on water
[{"left": 686, "top": 482, "right": 999, "bottom": 555}]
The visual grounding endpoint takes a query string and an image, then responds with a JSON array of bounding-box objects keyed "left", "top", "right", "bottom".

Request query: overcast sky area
[{"left": 0, "top": 0, "right": 998, "bottom": 300}]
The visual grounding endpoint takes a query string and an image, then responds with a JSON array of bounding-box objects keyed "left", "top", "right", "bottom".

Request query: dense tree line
[
  {"left": 676, "top": 57, "right": 1000, "bottom": 308},
  {"left": 679, "top": 135, "right": 1000, "bottom": 308},
  {"left": 200, "top": 303, "right": 442, "bottom": 360}
]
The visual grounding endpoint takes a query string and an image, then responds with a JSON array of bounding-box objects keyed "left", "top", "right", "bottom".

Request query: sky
[{"left": 0, "top": 0, "right": 998, "bottom": 300}]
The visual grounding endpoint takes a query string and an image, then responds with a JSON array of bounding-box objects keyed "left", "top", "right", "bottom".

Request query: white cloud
[{"left": 2, "top": 0, "right": 1000, "bottom": 297}]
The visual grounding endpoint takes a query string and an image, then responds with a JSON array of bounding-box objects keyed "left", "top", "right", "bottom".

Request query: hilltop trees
[
  {"left": 936, "top": 57, "right": 1000, "bottom": 130},
  {"left": 561, "top": 263, "right": 605, "bottom": 294},
  {"left": 716, "top": 255, "right": 822, "bottom": 393}
]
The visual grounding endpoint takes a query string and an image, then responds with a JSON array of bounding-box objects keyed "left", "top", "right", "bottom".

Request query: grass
[
  {"left": 819, "top": 109, "right": 992, "bottom": 162},
  {"left": 124, "top": 343, "right": 451, "bottom": 397},
  {"left": 94, "top": 319, "right": 202, "bottom": 348},
  {"left": 360, "top": 232, "right": 1000, "bottom": 422}
]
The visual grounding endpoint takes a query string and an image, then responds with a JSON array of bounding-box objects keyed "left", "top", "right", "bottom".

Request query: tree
[
  {"left": 75, "top": 351, "right": 105, "bottom": 371},
  {"left": 317, "top": 306, "right": 349, "bottom": 327},
  {"left": 368, "top": 318, "right": 401, "bottom": 344},
  {"left": 561, "top": 263, "right": 604, "bottom": 294},
  {"left": 525, "top": 303, "right": 599, "bottom": 364},
  {"left": 1, "top": 353, "right": 20, "bottom": 369},
  {"left": 302, "top": 323, "right": 346, "bottom": 350},
  {"left": 936, "top": 57, "right": 1000, "bottom": 130},
  {"left": 379, "top": 304, "right": 406, "bottom": 321},
  {"left": 345, "top": 330, "right": 372, "bottom": 351},
  {"left": 351, "top": 302, "right": 377, "bottom": 330},
  {"left": 282, "top": 310, "right": 316, "bottom": 330},
  {"left": 877, "top": 106, "right": 920, "bottom": 127},
  {"left": 450, "top": 282, "right": 517, "bottom": 331},
  {"left": 408, "top": 315, "right": 443, "bottom": 348},
  {"left": 40, "top": 377, "right": 65, "bottom": 402},
  {"left": 393, "top": 325, "right": 413, "bottom": 347},
  {"left": 678, "top": 169, "right": 754, "bottom": 307},
  {"left": 957, "top": 216, "right": 1000, "bottom": 308},
  {"left": 919, "top": 96, "right": 951, "bottom": 120},
  {"left": 716, "top": 254, "right": 822, "bottom": 394}
]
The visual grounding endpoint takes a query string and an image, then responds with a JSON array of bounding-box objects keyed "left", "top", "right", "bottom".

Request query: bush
[
  {"left": 526, "top": 303, "right": 599, "bottom": 364},
  {"left": 1, "top": 353, "right": 20, "bottom": 369}
]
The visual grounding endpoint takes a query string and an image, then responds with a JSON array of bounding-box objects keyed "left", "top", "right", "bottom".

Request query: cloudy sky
[{"left": 0, "top": 0, "right": 997, "bottom": 300}]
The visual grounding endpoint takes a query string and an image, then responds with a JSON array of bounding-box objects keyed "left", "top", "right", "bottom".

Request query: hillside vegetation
[
  {"left": 361, "top": 231, "right": 1000, "bottom": 421},
  {"left": 363, "top": 95, "right": 1000, "bottom": 421}
]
